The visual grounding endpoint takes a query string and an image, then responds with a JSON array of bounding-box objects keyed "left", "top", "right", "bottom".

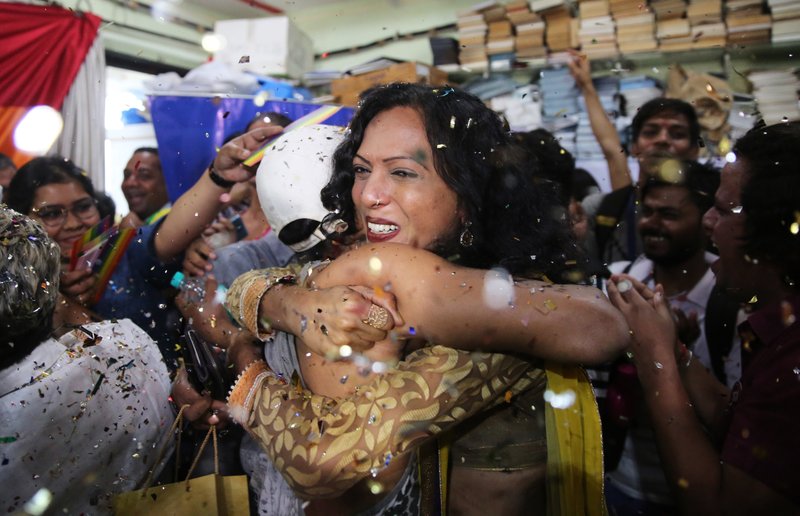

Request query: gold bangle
[{"left": 226, "top": 269, "right": 297, "bottom": 340}]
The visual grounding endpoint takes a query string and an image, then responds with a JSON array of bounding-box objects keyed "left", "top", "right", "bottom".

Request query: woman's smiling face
[
  {"left": 351, "top": 106, "right": 461, "bottom": 250},
  {"left": 30, "top": 180, "right": 100, "bottom": 259}
]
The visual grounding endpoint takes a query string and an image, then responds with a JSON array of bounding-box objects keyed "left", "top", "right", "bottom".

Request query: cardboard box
[
  {"left": 331, "top": 62, "right": 449, "bottom": 106},
  {"left": 213, "top": 17, "right": 313, "bottom": 79}
]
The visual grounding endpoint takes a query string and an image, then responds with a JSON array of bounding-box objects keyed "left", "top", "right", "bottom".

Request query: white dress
[{"left": 0, "top": 319, "right": 173, "bottom": 515}]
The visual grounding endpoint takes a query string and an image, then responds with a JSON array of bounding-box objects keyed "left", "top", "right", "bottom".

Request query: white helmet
[{"left": 256, "top": 124, "right": 347, "bottom": 252}]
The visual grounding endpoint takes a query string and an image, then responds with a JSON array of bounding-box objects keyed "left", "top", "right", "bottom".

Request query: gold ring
[{"left": 363, "top": 304, "right": 389, "bottom": 330}]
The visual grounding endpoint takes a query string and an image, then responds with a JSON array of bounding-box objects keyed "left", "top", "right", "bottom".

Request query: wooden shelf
[{"left": 446, "top": 41, "right": 800, "bottom": 86}]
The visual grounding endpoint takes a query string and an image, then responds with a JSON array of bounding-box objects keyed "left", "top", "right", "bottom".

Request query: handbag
[
  {"left": 113, "top": 405, "right": 249, "bottom": 515},
  {"left": 182, "top": 328, "right": 231, "bottom": 401}
]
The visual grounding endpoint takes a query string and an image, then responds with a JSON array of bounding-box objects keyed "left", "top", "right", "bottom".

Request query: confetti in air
[
  {"left": 369, "top": 256, "right": 382, "bottom": 274},
  {"left": 544, "top": 388, "right": 576, "bottom": 409},
  {"left": 201, "top": 33, "right": 225, "bottom": 53},
  {"left": 254, "top": 91, "right": 269, "bottom": 107},
  {"left": 22, "top": 489, "right": 52, "bottom": 515},
  {"left": 13, "top": 106, "right": 63, "bottom": 155},
  {"left": 482, "top": 268, "right": 515, "bottom": 310},
  {"left": 616, "top": 279, "right": 632, "bottom": 293}
]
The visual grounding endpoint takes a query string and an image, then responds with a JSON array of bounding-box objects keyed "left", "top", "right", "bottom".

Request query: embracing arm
[
  {"left": 226, "top": 263, "right": 401, "bottom": 357},
  {"left": 226, "top": 344, "right": 538, "bottom": 499},
  {"left": 311, "top": 243, "right": 628, "bottom": 365}
]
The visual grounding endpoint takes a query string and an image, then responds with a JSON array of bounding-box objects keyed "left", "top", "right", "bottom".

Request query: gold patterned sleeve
[
  {"left": 225, "top": 265, "right": 301, "bottom": 340},
  {"left": 227, "top": 345, "right": 539, "bottom": 499}
]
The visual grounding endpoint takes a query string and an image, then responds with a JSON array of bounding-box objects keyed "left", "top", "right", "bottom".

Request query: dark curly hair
[
  {"left": 734, "top": 121, "right": 800, "bottom": 289},
  {"left": 513, "top": 128, "right": 576, "bottom": 207},
  {"left": 631, "top": 97, "right": 701, "bottom": 147},
  {"left": 6, "top": 156, "right": 95, "bottom": 215},
  {"left": 321, "top": 83, "right": 578, "bottom": 280}
]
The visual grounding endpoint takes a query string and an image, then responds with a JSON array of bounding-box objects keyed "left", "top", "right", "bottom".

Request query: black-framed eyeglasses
[{"left": 31, "top": 197, "right": 99, "bottom": 228}]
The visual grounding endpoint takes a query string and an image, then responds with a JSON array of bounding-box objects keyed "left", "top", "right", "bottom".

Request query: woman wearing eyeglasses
[
  {"left": 7, "top": 158, "right": 103, "bottom": 302},
  {"left": 6, "top": 132, "right": 280, "bottom": 365},
  {"left": 5, "top": 156, "right": 182, "bottom": 358}
]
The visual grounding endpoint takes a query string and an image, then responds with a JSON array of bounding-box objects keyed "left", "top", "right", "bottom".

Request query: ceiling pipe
[{"left": 237, "top": 0, "right": 284, "bottom": 15}]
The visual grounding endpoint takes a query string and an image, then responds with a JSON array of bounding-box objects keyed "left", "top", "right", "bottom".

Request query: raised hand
[
  {"left": 211, "top": 126, "right": 284, "bottom": 184},
  {"left": 567, "top": 49, "right": 593, "bottom": 91}
]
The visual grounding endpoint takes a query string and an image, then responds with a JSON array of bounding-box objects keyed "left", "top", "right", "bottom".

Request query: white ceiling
[
  {"left": 180, "top": 0, "right": 348, "bottom": 19},
  {"left": 33, "top": 0, "right": 459, "bottom": 71}
]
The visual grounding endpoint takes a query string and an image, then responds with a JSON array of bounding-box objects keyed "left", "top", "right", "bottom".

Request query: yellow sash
[{"left": 545, "top": 363, "right": 607, "bottom": 516}]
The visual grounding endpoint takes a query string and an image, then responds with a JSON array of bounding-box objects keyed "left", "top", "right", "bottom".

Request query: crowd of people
[{"left": 1, "top": 69, "right": 798, "bottom": 515}]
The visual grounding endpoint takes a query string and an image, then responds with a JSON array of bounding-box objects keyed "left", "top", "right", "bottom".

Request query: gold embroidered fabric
[{"left": 228, "top": 345, "right": 540, "bottom": 499}]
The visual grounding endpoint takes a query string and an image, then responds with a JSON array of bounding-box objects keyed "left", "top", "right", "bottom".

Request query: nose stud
[{"left": 373, "top": 200, "right": 382, "bottom": 208}]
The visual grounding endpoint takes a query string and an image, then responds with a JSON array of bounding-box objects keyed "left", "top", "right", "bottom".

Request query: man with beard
[
  {"left": 590, "top": 98, "right": 702, "bottom": 266},
  {"left": 569, "top": 52, "right": 703, "bottom": 266},
  {"left": 602, "top": 159, "right": 743, "bottom": 515}
]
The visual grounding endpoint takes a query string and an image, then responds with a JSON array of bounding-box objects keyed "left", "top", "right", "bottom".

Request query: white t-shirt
[{"left": 0, "top": 319, "right": 173, "bottom": 515}]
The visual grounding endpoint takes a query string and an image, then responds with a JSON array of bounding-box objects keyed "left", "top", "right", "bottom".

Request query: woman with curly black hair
[{"left": 223, "top": 84, "right": 627, "bottom": 515}]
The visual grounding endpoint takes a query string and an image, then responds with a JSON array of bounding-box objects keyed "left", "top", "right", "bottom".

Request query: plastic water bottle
[
  {"left": 170, "top": 271, "right": 206, "bottom": 304},
  {"left": 170, "top": 271, "right": 227, "bottom": 304}
]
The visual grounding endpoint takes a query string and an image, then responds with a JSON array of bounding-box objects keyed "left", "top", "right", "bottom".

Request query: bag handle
[
  {"left": 184, "top": 424, "right": 219, "bottom": 486},
  {"left": 138, "top": 403, "right": 190, "bottom": 494},
  {"left": 137, "top": 405, "right": 220, "bottom": 496}
]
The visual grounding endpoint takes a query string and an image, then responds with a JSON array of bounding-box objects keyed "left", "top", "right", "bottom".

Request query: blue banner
[{"left": 149, "top": 96, "right": 354, "bottom": 202}]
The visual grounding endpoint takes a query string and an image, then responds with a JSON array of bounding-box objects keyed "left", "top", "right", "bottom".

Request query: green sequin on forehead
[{"left": 412, "top": 148, "right": 430, "bottom": 166}]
